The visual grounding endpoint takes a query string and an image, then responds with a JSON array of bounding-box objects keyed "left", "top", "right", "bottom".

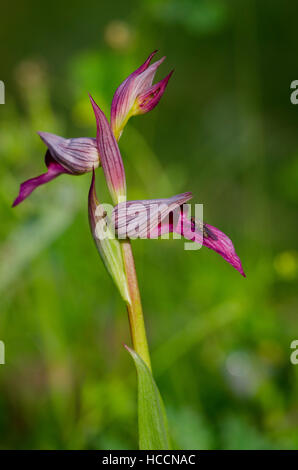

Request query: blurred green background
[{"left": 0, "top": 0, "right": 298, "bottom": 450}]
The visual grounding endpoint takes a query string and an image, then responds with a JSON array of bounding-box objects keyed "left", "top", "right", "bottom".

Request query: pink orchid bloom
[
  {"left": 111, "top": 196, "right": 245, "bottom": 277},
  {"left": 13, "top": 50, "right": 245, "bottom": 279},
  {"left": 13, "top": 132, "right": 100, "bottom": 207},
  {"left": 111, "top": 50, "right": 173, "bottom": 139}
]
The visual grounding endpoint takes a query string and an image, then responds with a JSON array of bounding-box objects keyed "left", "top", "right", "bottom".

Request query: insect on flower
[{"left": 111, "top": 196, "right": 245, "bottom": 277}]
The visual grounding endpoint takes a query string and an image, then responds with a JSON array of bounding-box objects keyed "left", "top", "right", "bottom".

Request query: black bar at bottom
[{"left": 0, "top": 449, "right": 296, "bottom": 466}]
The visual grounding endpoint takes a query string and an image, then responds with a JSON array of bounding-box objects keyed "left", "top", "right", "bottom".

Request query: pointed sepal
[
  {"left": 89, "top": 95, "right": 126, "bottom": 205},
  {"left": 111, "top": 51, "right": 172, "bottom": 139}
]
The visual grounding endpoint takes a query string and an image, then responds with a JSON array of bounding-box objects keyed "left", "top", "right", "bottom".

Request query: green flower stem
[{"left": 121, "top": 240, "right": 152, "bottom": 371}]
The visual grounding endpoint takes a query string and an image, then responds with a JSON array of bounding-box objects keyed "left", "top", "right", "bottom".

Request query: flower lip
[
  {"left": 201, "top": 223, "right": 246, "bottom": 277},
  {"left": 112, "top": 194, "right": 245, "bottom": 276},
  {"left": 12, "top": 151, "right": 69, "bottom": 207},
  {"left": 12, "top": 131, "right": 101, "bottom": 207},
  {"left": 38, "top": 131, "right": 100, "bottom": 174},
  {"left": 190, "top": 217, "right": 218, "bottom": 241}
]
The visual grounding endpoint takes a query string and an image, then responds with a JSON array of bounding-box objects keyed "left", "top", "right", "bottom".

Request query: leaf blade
[{"left": 125, "top": 345, "right": 171, "bottom": 450}]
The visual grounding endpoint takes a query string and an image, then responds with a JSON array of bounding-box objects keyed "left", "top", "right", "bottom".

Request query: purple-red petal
[
  {"left": 89, "top": 95, "right": 126, "bottom": 204},
  {"left": 137, "top": 70, "right": 174, "bottom": 114},
  {"left": 201, "top": 223, "right": 246, "bottom": 277},
  {"left": 112, "top": 196, "right": 245, "bottom": 276},
  {"left": 12, "top": 152, "right": 69, "bottom": 207}
]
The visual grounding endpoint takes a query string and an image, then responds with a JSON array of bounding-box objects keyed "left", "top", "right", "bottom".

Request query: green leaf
[{"left": 125, "top": 346, "right": 171, "bottom": 450}]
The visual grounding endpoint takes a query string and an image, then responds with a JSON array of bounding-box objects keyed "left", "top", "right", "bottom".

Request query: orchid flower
[
  {"left": 13, "top": 132, "right": 100, "bottom": 207},
  {"left": 111, "top": 50, "right": 173, "bottom": 140},
  {"left": 13, "top": 51, "right": 246, "bottom": 450},
  {"left": 86, "top": 77, "right": 245, "bottom": 370},
  {"left": 111, "top": 196, "right": 245, "bottom": 277},
  {"left": 88, "top": 93, "right": 152, "bottom": 368}
]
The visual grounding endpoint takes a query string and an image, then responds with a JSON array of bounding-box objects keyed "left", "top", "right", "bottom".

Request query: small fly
[{"left": 190, "top": 217, "right": 218, "bottom": 241}]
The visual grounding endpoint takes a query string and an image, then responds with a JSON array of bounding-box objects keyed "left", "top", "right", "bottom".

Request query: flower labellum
[
  {"left": 194, "top": 221, "right": 246, "bottom": 277},
  {"left": 111, "top": 51, "right": 173, "bottom": 140},
  {"left": 89, "top": 95, "right": 126, "bottom": 205},
  {"left": 13, "top": 132, "right": 100, "bottom": 207},
  {"left": 112, "top": 196, "right": 245, "bottom": 276}
]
